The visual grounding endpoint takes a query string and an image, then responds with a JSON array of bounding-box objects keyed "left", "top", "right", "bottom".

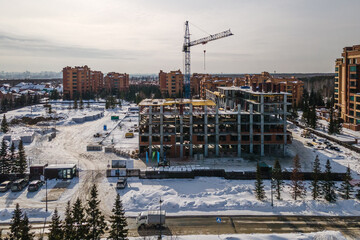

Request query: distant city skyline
[{"left": 0, "top": 0, "right": 359, "bottom": 74}]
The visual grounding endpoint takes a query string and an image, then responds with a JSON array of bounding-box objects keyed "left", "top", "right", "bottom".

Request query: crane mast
[{"left": 182, "top": 21, "right": 233, "bottom": 98}]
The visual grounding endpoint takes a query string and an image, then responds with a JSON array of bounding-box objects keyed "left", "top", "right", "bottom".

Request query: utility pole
[
  {"left": 159, "top": 197, "right": 163, "bottom": 240},
  {"left": 45, "top": 178, "right": 48, "bottom": 212}
]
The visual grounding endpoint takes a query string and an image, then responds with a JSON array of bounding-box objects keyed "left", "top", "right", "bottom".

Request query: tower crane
[{"left": 182, "top": 21, "right": 233, "bottom": 98}]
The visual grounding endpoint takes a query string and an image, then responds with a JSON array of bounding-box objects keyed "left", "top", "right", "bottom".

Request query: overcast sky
[{"left": 0, "top": 0, "right": 359, "bottom": 74}]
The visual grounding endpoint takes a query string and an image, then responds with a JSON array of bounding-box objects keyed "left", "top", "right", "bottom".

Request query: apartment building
[
  {"left": 104, "top": 72, "right": 129, "bottom": 93},
  {"left": 159, "top": 70, "right": 184, "bottom": 97},
  {"left": 334, "top": 44, "right": 360, "bottom": 131},
  {"left": 63, "top": 65, "right": 92, "bottom": 99},
  {"left": 248, "top": 72, "right": 303, "bottom": 108},
  {"left": 138, "top": 88, "right": 291, "bottom": 159},
  {"left": 190, "top": 73, "right": 209, "bottom": 97},
  {"left": 200, "top": 76, "right": 234, "bottom": 99},
  {"left": 90, "top": 71, "right": 104, "bottom": 94}
]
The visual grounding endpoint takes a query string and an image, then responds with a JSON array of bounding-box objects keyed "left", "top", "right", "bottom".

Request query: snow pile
[
  {"left": 0, "top": 208, "right": 52, "bottom": 223},
  {"left": 128, "top": 231, "right": 346, "bottom": 240},
  {"left": 100, "top": 178, "right": 360, "bottom": 216}
]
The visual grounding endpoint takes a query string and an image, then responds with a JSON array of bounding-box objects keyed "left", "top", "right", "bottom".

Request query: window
[
  {"left": 350, "top": 74, "right": 358, "bottom": 79},
  {"left": 335, "top": 73, "right": 339, "bottom": 77},
  {"left": 350, "top": 66, "right": 357, "bottom": 72},
  {"left": 335, "top": 94, "right": 338, "bottom": 99},
  {"left": 334, "top": 89, "right": 338, "bottom": 93},
  {"left": 350, "top": 96, "right": 355, "bottom": 101},
  {"left": 350, "top": 81, "right": 356, "bottom": 87},
  {"left": 335, "top": 67, "right": 339, "bottom": 72},
  {"left": 356, "top": 97, "right": 360, "bottom": 102},
  {"left": 335, "top": 84, "right": 339, "bottom": 88}
]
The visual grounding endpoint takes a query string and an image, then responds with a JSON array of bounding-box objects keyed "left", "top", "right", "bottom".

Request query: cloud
[{"left": 0, "top": 32, "right": 146, "bottom": 60}]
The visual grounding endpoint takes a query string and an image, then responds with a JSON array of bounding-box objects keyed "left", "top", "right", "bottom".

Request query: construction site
[{"left": 138, "top": 84, "right": 292, "bottom": 159}]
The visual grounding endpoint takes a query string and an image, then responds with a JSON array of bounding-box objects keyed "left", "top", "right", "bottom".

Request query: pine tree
[
  {"left": 335, "top": 111, "right": 342, "bottom": 134},
  {"left": 86, "top": 184, "right": 106, "bottom": 240},
  {"left": 322, "top": 159, "right": 337, "bottom": 203},
  {"left": 254, "top": 163, "right": 266, "bottom": 201},
  {"left": 328, "top": 107, "right": 335, "bottom": 134},
  {"left": 74, "top": 99, "right": 78, "bottom": 109},
  {"left": 1, "top": 114, "right": 9, "bottom": 133},
  {"left": 48, "top": 105, "right": 52, "bottom": 114},
  {"left": 63, "top": 201, "right": 74, "bottom": 240},
  {"left": 9, "top": 203, "right": 22, "bottom": 240},
  {"left": 272, "top": 159, "right": 283, "bottom": 200},
  {"left": 340, "top": 166, "right": 354, "bottom": 200},
  {"left": 311, "top": 155, "right": 322, "bottom": 200},
  {"left": 109, "top": 194, "right": 128, "bottom": 240},
  {"left": 48, "top": 208, "right": 63, "bottom": 240},
  {"left": 291, "top": 155, "right": 306, "bottom": 200},
  {"left": 20, "top": 213, "right": 34, "bottom": 240},
  {"left": 17, "top": 140, "right": 27, "bottom": 174},
  {"left": 0, "top": 139, "right": 7, "bottom": 174},
  {"left": 72, "top": 198, "right": 88, "bottom": 240},
  {"left": 80, "top": 98, "right": 84, "bottom": 109},
  {"left": 10, "top": 142, "right": 16, "bottom": 174}
]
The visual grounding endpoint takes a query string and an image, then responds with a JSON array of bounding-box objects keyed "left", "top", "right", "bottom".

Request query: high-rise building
[
  {"left": 63, "top": 65, "right": 91, "bottom": 99},
  {"left": 200, "top": 76, "right": 234, "bottom": 99},
  {"left": 104, "top": 72, "right": 129, "bottom": 93},
  {"left": 190, "top": 73, "right": 209, "bottom": 97},
  {"left": 90, "top": 71, "right": 104, "bottom": 94},
  {"left": 159, "top": 70, "right": 184, "bottom": 97},
  {"left": 335, "top": 44, "right": 360, "bottom": 131}
]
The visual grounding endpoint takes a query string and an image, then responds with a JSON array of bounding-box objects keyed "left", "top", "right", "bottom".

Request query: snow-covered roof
[{"left": 46, "top": 164, "right": 76, "bottom": 169}]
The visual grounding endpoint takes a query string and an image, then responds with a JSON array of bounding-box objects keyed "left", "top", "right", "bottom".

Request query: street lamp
[
  {"left": 45, "top": 177, "right": 48, "bottom": 212},
  {"left": 159, "top": 197, "right": 163, "bottom": 240}
]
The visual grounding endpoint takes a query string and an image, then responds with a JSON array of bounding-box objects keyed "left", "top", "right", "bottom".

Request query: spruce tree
[
  {"left": 63, "top": 201, "right": 74, "bottom": 240},
  {"left": 86, "top": 184, "right": 106, "bottom": 240},
  {"left": 80, "top": 98, "right": 84, "bottom": 110},
  {"left": 254, "top": 163, "right": 266, "bottom": 201},
  {"left": 48, "top": 105, "right": 52, "bottom": 114},
  {"left": 272, "top": 159, "right": 283, "bottom": 200},
  {"left": 9, "top": 203, "right": 23, "bottom": 240},
  {"left": 322, "top": 159, "right": 337, "bottom": 203},
  {"left": 311, "top": 155, "right": 322, "bottom": 200},
  {"left": 17, "top": 140, "right": 27, "bottom": 174},
  {"left": 1, "top": 114, "right": 9, "bottom": 133},
  {"left": 340, "top": 166, "right": 354, "bottom": 200},
  {"left": 20, "top": 213, "right": 34, "bottom": 240},
  {"left": 291, "top": 155, "right": 306, "bottom": 200},
  {"left": 109, "top": 194, "right": 128, "bottom": 240},
  {"left": 328, "top": 107, "right": 335, "bottom": 134},
  {"left": 10, "top": 142, "right": 16, "bottom": 174},
  {"left": 72, "top": 198, "right": 88, "bottom": 240},
  {"left": 74, "top": 99, "right": 78, "bottom": 109},
  {"left": 0, "top": 139, "right": 7, "bottom": 174},
  {"left": 48, "top": 208, "right": 63, "bottom": 240}
]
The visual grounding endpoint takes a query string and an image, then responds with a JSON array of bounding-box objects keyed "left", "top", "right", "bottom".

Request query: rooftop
[
  {"left": 45, "top": 164, "right": 76, "bottom": 169},
  {"left": 139, "top": 99, "right": 216, "bottom": 107},
  {"left": 217, "top": 86, "right": 290, "bottom": 95}
]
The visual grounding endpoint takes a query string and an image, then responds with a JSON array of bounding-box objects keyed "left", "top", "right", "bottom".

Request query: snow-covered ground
[
  {"left": 129, "top": 231, "right": 346, "bottom": 240},
  {"left": 0, "top": 104, "right": 359, "bottom": 225}
]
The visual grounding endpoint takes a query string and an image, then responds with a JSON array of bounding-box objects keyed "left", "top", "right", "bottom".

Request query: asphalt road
[{"left": 1, "top": 215, "right": 360, "bottom": 239}]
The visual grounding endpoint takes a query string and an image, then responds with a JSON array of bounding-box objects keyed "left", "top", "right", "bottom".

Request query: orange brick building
[
  {"left": 104, "top": 72, "right": 129, "bottom": 93},
  {"left": 63, "top": 65, "right": 92, "bottom": 99},
  {"left": 200, "top": 76, "right": 234, "bottom": 99},
  {"left": 159, "top": 70, "right": 184, "bottom": 97},
  {"left": 248, "top": 72, "right": 304, "bottom": 107},
  {"left": 190, "top": 73, "right": 210, "bottom": 97},
  {"left": 90, "top": 71, "right": 104, "bottom": 94},
  {"left": 334, "top": 44, "right": 360, "bottom": 131}
]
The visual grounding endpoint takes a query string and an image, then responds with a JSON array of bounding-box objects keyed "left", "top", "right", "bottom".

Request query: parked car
[
  {"left": 306, "top": 142, "right": 314, "bottom": 147},
  {"left": 116, "top": 177, "right": 127, "bottom": 189},
  {"left": 333, "top": 147, "right": 341, "bottom": 152},
  {"left": 11, "top": 178, "right": 29, "bottom": 192},
  {"left": 0, "top": 181, "right": 12, "bottom": 192},
  {"left": 28, "top": 180, "right": 44, "bottom": 192}
]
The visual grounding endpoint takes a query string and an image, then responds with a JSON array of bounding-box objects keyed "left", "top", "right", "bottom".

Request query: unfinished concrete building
[{"left": 139, "top": 89, "right": 291, "bottom": 159}]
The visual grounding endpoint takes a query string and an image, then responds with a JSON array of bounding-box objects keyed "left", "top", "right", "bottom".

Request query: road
[{"left": 3, "top": 215, "right": 358, "bottom": 239}]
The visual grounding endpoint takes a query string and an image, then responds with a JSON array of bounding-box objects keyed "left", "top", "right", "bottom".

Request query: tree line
[
  {"left": 255, "top": 155, "right": 354, "bottom": 203},
  {"left": 1, "top": 185, "right": 128, "bottom": 240},
  {"left": 1, "top": 93, "right": 40, "bottom": 113},
  {"left": 0, "top": 115, "right": 27, "bottom": 175}
]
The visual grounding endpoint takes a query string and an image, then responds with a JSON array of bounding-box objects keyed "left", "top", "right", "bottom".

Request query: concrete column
[
  {"left": 180, "top": 114, "right": 183, "bottom": 158},
  {"left": 215, "top": 104, "right": 219, "bottom": 157},
  {"left": 149, "top": 106, "right": 152, "bottom": 157},
  {"left": 260, "top": 95, "right": 264, "bottom": 157},
  {"left": 204, "top": 106, "right": 208, "bottom": 157},
  {"left": 283, "top": 94, "right": 288, "bottom": 156},
  {"left": 237, "top": 104, "right": 241, "bottom": 157},
  {"left": 249, "top": 104, "right": 253, "bottom": 154},
  {"left": 160, "top": 106, "right": 164, "bottom": 158},
  {"left": 189, "top": 105, "right": 193, "bottom": 157}
]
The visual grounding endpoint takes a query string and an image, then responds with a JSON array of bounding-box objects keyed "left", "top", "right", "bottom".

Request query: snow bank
[
  {"left": 128, "top": 231, "right": 346, "bottom": 240},
  {"left": 0, "top": 208, "right": 52, "bottom": 223}
]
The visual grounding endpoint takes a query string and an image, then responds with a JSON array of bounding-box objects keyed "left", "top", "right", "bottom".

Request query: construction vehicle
[
  {"left": 136, "top": 210, "right": 166, "bottom": 229},
  {"left": 183, "top": 21, "right": 233, "bottom": 98},
  {"left": 125, "top": 132, "right": 134, "bottom": 138}
]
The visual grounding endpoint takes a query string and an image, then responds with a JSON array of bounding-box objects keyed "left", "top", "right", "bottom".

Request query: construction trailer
[
  {"left": 44, "top": 164, "right": 77, "bottom": 179},
  {"left": 138, "top": 89, "right": 291, "bottom": 159},
  {"left": 30, "top": 164, "right": 48, "bottom": 180}
]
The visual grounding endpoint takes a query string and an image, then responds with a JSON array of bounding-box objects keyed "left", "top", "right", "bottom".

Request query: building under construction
[{"left": 138, "top": 86, "right": 291, "bottom": 159}]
